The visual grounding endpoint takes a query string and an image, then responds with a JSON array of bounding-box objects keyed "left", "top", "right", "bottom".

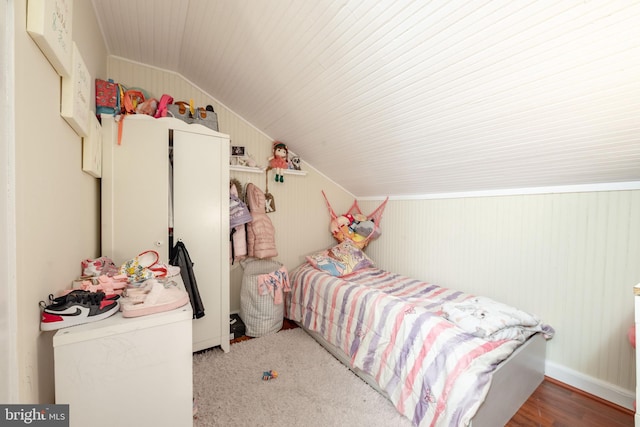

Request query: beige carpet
[{"left": 193, "top": 328, "right": 412, "bottom": 427}]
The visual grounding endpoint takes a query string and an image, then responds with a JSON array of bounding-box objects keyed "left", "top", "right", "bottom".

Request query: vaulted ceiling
[{"left": 92, "top": 0, "right": 640, "bottom": 198}]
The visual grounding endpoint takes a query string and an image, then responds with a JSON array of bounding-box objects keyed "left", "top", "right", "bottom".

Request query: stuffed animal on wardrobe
[
  {"left": 136, "top": 98, "right": 158, "bottom": 116},
  {"left": 268, "top": 142, "right": 288, "bottom": 183}
]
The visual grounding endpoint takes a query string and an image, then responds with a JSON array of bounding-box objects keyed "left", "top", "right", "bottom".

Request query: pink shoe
[
  {"left": 96, "top": 274, "right": 128, "bottom": 289},
  {"left": 120, "top": 279, "right": 155, "bottom": 308},
  {"left": 79, "top": 274, "right": 129, "bottom": 295},
  {"left": 121, "top": 280, "right": 189, "bottom": 318},
  {"left": 79, "top": 280, "right": 102, "bottom": 293},
  {"left": 81, "top": 256, "right": 118, "bottom": 277}
]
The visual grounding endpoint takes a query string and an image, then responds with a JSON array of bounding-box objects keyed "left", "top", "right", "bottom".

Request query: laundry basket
[{"left": 239, "top": 258, "right": 289, "bottom": 337}]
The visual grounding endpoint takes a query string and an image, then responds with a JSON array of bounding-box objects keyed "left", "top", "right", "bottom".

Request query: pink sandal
[{"left": 120, "top": 280, "right": 189, "bottom": 318}]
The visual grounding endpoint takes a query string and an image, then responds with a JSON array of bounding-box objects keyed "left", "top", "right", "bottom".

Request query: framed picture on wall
[
  {"left": 231, "top": 146, "right": 246, "bottom": 157},
  {"left": 27, "top": 0, "right": 74, "bottom": 77},
  {"left": 82, "top": 114, "right": 102, "bottom": 178},
  {"left": 61, "top": 43, "right": 91, "bottom": 137}
]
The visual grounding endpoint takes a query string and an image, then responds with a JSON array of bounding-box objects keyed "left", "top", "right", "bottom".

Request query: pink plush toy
[
  {"left": 268, "top": 142, "right": 288, "bottom": 183},
  {"left": 136, "top": 98, "right": 158, "bottom": 116},
  {"left": 330, "top": 215, "right": 351, "bottom": 236}
]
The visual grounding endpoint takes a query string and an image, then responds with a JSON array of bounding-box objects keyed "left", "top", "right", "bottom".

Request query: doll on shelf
[{"left": 268, "top": 141, "right": 289, "bottom": 183}]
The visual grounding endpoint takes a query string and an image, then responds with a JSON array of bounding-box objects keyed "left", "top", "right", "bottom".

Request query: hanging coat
[
  {"left": 246, "top": 183, "right": 278, "bottom": 259},
  {"left": 169, "top": 240, "right": 205, "bottom": 319}
]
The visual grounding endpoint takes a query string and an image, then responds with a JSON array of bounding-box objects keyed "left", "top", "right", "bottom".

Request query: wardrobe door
[
  {"left": 172, "top": 129, "right": 230, "bottom": 352},
  {"left": 102, "top": 115, "right": 170, "bottom": 264}
]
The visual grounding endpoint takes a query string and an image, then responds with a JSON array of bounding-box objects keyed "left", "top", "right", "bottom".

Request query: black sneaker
[
  {"left": 52, "top": 289, "right": 120, "bottom": 303},
  {"left": 40, "top": 291, "right": 120, "bottom": 331}
]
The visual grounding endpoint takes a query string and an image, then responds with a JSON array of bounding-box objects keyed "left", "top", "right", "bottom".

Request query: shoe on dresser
[
  {"left": 81, "top": 256, "right": 119, "bottom": 277},
  {"left": 120, "top": 280, "right": 189, "bottom": 318},
  {"left": 39, "top": 290, "right": 120, "bottom": 331},
  {"left": 77, "top": 274, "right": 129, "bottom": 296},
  {"left": 57, "top": 288, "right": 121, "bottom": 302}
]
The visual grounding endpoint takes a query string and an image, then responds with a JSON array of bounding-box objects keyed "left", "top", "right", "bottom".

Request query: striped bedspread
[{"left": 286, "top": 264, "right": 548, "bottom": 427}]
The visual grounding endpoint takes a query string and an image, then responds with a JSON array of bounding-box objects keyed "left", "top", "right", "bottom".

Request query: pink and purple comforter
[{"left": 286, "top": 263, "right": 552, "bottom": 427}]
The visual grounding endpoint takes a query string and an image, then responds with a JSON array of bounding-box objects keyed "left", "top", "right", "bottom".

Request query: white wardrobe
[{"left": 101, "top": 114, "right": 230, "bottom": 353}]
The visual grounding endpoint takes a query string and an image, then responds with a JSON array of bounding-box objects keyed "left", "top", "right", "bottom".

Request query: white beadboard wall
[
  {"left": 361, "top": 190, "right": 640, "bottom": 407},
  {"left": 106, "top": 56, "right": 354, "bottom": 311}
]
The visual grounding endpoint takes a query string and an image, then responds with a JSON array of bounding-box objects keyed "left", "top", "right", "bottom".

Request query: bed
[{"left": 285, "top": 241, "right": 554, "bottom": 427}]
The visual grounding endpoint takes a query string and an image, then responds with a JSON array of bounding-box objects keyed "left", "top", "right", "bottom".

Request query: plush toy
[
  {"left": 268, "top": 142, "right": 288, "bottom": 183},
  {"left": 330, "top": 215, "right": 351, "bottom": 235},
  {"left": 353, "top": 213, "right": 367, "bottom": 222},
  {"left": 353, "top": 219, "right": 376, "bottom": 238},
  {"left": 339, "top": 224, "right": 354, "bottom": 240},
  {"left": 289, "top": 155, "right": 301, "bottom": 170},
  {"left": 136, "top": 98, "right": 158, "bottom": 116},
  {"left": 351, "top": 232, "right": 366, "bottom": 244},
  {"left": 236, "top": 154, "right": 258, "bottom": 168}
]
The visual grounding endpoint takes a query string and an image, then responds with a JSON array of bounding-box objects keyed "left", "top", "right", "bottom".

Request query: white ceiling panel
[{"left": 92, "top": 0, "right": 640, "bottom": 197}]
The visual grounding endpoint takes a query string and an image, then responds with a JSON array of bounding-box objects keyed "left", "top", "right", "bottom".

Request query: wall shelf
[
  {"left": 229, "top": 165, "right": 265, "bottom": 174},
  {"left": 282, "top": 169, "right": 307, "bottom": 176},
  {"left": 230, "top": 165, "right": 307, "bottom": 176}
]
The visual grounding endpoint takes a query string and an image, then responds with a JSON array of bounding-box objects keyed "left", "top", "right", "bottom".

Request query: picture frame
[
  {"left": 82, "top": 114, "right": 102, "bottom": 178},
  {"left": 27, "top": 0, "right": 74, "bottom": 77},
  {"left": 231, "top": 146, "right": 246, "bottom": 157},
  {"left": 61, "top": 42, "right": 91, "bottom": 137}
]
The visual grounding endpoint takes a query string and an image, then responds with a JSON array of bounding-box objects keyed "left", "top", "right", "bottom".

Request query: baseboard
[{"left": 545, "top": 360, "right": 635, "bottom": 411}]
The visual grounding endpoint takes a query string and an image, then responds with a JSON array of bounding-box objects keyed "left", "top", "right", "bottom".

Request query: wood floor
[
  {"left": 234, "top": 319, "right": 634, "bottom": 426},
  {"left": 507, "top": 377, "right": 634, "bottom": 427}
]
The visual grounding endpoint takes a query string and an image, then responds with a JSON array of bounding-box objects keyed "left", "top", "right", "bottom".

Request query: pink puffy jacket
[{"left": 246, "top": 183, "right": 278, "bottom": 259}]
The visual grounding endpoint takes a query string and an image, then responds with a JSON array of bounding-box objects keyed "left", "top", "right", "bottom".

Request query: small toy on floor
[{"left": 262, "top": 370, "right": 278, "bottom": 381}]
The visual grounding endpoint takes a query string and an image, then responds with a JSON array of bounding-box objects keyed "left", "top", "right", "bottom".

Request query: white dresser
[{"left": 53, "top": 302, "right": 193, "bottom": 427}]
